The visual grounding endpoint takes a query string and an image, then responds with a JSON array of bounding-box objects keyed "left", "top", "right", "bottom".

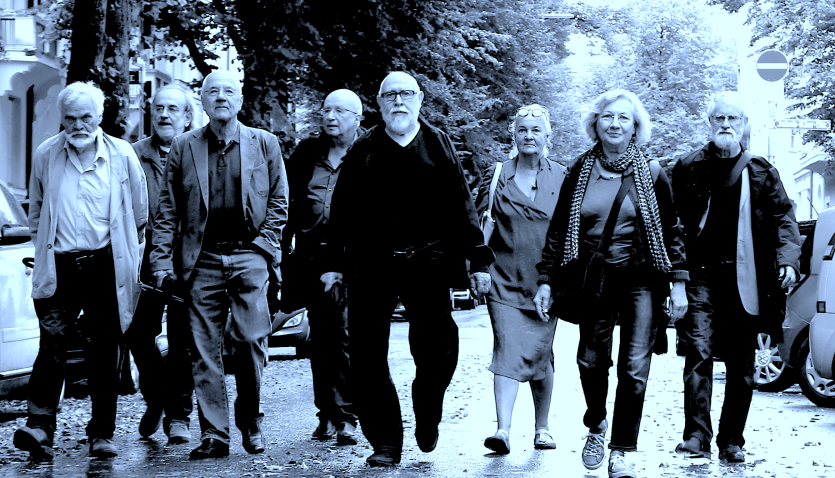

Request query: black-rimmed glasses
[{"left": 379, "top": 90, "right": 418, "bottom": 102}]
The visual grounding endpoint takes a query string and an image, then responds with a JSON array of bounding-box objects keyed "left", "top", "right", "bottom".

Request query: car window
[{"left": 0, "top": 182, "right": 29, "bottom": 244}]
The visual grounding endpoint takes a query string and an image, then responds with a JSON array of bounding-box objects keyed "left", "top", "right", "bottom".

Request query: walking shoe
[
  {"left": 483, "top": 429, "right": 510, "bottom": 454},
  {"left": 312, "top": 418, "right": 336, "bottom": 440},
  {"left": 581, "top": 419, "right": 607, "bottom": 470},
  {"left": 13, "top": 426, "right": 54, "bottom": 459},
  {"left": 242, "top": 424, "right": 265, "bottom": 454},
  {"left": 608, "top": 451, "right": 637, "bottom": 478},
  {"left": 533, "top": 429, "right": 556, "bottom": 450},
  {"left": 189, "top": 438, "right": 229, "bottom": 459},
  {"left": 719, "top": 444, "right": 745, "bottom": 463},
  {"left": 366, "top": 446, "right": 401, "bottom": 467},
  {"left": 89, "top": 438, "right": 118, "bottom": 458},
  {"left": 336, "top": 422, "right": 358, "bottom": 446},
  {"left": 165, "top": 419, "right": 190, "bottom": 445},
  {"left": 415, "top": 423, "right": 439, "bottom": 453},
  {"left": 675, "top": 436, "right": 711, "bottom": 458},
  {"left": 138, "top": 403, "right": 164, "bottom": 438}
]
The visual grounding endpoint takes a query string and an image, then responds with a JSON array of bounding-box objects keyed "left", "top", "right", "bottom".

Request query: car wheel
[
  {"left": 119, "top": 350, "right": 140, "bottom": 396},
  {"left": 798, "top": 338, "right": 835, "bottom": 407},
  {"left": 754, "top": 333, "right": 795, "bottom": 392}
]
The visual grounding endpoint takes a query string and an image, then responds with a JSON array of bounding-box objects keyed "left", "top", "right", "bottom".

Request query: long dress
[{"left": 476, "top": 157, "right": 566, "bottom": 381}]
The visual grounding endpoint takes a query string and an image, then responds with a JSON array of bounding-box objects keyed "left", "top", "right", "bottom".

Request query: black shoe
[
  {"left": 312, "top": 419, "right": 336, "bottom": 440},
  {"left": 366, "top": 446, "right": 401, "bottom": 467},
  {"left": 719, "top": 444, "right": 745, "bottom": 463},
  {"left": 675, "top": 437, "right": 711, "bottom": 458},
  {"left": 415, "top": 424, "right": 439, "bottom": 453},
  {"left": 189, "top": 438, "right": 230, "bottom": 459},
  {"left": 139, "top": 404, "right": 165, "bottom": 438},
  {"left": 243, "top": 424, "right": 265, "bottom": 454},
  {"left": 89, "top": 437, "right": 118, "bottom": 458},
  {"left": 13, "top": 426, "right": 54, "bottom": 459},
  {"left": 336, "top": 422, "right": 358, "bottom": 446}
]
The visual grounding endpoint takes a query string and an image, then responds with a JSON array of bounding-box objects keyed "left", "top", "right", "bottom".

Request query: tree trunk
[
  {"left": 66, "top": 0, "right": 108, "bottom": 85},
  {"left": 102, "top": 0, "right": 132, "bottom": 138}
]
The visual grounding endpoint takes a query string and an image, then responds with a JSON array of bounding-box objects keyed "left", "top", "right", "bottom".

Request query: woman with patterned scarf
[{"left": 533, "top": 89, "right": 689, "bottom": 478}]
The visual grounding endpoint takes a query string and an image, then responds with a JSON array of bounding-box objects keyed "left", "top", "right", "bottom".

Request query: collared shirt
[
  {"left": 54, "top": 129, "right": 112, "bottom": 253},
  {"left": 202, "top": 124, "right": 248, "bottom": 246},
  {"left": 296, "top": 155, "right": 342, "bottom": 252}
]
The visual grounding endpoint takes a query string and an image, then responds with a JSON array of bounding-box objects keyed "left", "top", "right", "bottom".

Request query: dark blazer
[
  {"left": 672, "top": 142, "right": 801, "bottom": 338},
  {"left": 133, "top": 134, "right": 166, "bottom": 244},
  {"left": 150, "top": 124, "right": 289, "bottom": 281}
]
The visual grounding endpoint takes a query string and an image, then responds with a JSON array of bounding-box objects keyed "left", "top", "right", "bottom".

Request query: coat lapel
[
  {"left": 190, "top": 129, "right": 210, "bottom": 208},
  {"left": 46, "top": 135, "right": 65, "bottom": 240},
  {"left": 239, "top": 125, "right": 255, "bottom": 208}
]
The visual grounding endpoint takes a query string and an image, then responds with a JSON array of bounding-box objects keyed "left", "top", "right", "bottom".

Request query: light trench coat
[{"left": 28, "top": 130, "right": 148, "bottom": 333}]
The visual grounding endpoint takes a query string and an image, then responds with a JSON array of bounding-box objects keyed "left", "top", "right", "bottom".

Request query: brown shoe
[
  {"left": 243, "top": 424, "right": 265, "bottom": 454},
  {"left": 89, "top": 438, "right": 118, "bottom": 458},
  {"left": 13, "top": 426, "right": 53, "bottom": 459},
  {"left": 165, "top": 419, "right": 190, "bottom": 445}
]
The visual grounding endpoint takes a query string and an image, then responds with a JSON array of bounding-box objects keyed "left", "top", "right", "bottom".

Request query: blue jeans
[
  {"left": 577, "top": 265, "right": 662, "bottom": 452},
  {"left": 676, "top": 266, "right": 758, "bottom": 452},
  {"left": 187, "top": 249, "right": 271, "bottom": 443}
]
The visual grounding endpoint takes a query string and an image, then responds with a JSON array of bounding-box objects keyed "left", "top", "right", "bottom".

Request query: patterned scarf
[{"left": 561, "top": 141, "right": 672, "bottom": 272}]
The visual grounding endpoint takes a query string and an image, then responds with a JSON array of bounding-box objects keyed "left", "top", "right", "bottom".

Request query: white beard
[
  {"left": 67, "top": 132, "right": 95, "bottom": 150},
  {"left": 387, "top": 114, "right": 415, "bottom": 136},
  {"left": 713, "top": 132, "right": 739, "bottom": 151}
]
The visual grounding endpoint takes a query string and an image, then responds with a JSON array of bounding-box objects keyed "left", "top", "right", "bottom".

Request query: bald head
[
  {"left": 322, "top": 89, "right": 362, "bottom": 142},
  {"left": 201, "top": 69, "right": 243, "bottom": 125},
  {"left": 378, "top": 72, "right": 419, "bottom": 96},
  {"left": 325, "top": 89, "right": 362, "bottom": 115},
  {"left": 201, "top": 69, "right": 241, "bottom": 96},
  {"left": 377, "top": 71, "right": 424, "bottom": 137}
]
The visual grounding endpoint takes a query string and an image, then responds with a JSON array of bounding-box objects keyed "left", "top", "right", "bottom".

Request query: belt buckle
[{"left": 75, "top": 252, "right": 94, "bottom": 269}]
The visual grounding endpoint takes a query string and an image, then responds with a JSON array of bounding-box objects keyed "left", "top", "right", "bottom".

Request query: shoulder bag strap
[
  {"left": 697, "top": 150, "right": 752, "bottom": 236},
  {"left": 485, "top": 162, "right": 503, "bottom": 220},
  {"left": 597, "top": 175, "right": 634, "bottom": 254}
]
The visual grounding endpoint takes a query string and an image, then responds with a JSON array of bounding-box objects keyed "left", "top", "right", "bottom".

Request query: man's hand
[
  {"left": 320, "top": 272, "right": 343, "bottom": 293},
  {"left": 469, "top": 272, "right": 491, "bottom": 299},
  {"left": 533, "top": 284, "right": 552, "bottom": 322},
  {"left": 668, "top": 281, "right": 688, "bottom": 324},
  {"left": 778, "top": 266, "right": 797, "bottom": 289},
  {"left": 153, "top": 270, "right": 176, "bottom": 288}
]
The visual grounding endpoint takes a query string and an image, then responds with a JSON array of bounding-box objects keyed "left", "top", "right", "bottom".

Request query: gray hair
[
  {"left": 511, "top": 104, "right": 553, "bottom": 156},
  {"left": 200, "top": 70, "right": 242, "bottom": 96},
  {"left": 706, "top": 91, "right": 747, "bottom": 120},
  {"left": 152, "top": 83, "right": 196, "bottom": 131},
  {"left": 58, "top": 82, "right": 105, "bottom": 117},
  {"left": 581, "top": 89, "right": 652, "bottom": 146}
]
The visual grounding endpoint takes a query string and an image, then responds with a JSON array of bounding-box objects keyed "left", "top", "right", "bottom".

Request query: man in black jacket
[
  {"left": 130, "top": 83, "right": 195, "bottom": 445},
  {"left": 321, "top": 72, "right": 494, "bottom": 467},
  {"left": 671, "top": 91, "right": 801, "bottom": 463},
  {"left": 282, "top": 89, "right": 362, "bottom": 446}
]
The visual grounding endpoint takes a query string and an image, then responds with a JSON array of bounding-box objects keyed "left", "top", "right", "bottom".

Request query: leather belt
[
  {"left": 55, "top": 245, "right": 112, "bottom": 269},
  {"left": 203, "top": 241, "right": 248, "bottom": 253}
]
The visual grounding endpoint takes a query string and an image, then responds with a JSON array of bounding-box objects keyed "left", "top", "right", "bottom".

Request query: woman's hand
[
  {"left": 533, "top": 284, "right": 552, "bottom": 322},
  {"left": 668, "top": 281, "right": 688, "bottom": 324}
]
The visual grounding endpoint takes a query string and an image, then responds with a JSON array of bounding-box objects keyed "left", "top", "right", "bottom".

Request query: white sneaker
[{"left": 608, "top": 451, "right": 637, "bottom": 478}]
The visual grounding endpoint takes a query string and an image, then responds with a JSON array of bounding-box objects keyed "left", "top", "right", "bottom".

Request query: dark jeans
[
  {"left": 676, "top": 267, "right": 758, "bottom": 451},
  {"left": 348, "top": 257, "right": 459, "bottom": 452},
  {"left": 577, "top": 265, "right": 662, "bottom": 452},
  {"left": 306, "top": 277, "right": 356, "bottom": 427},
  {"left": 27, "top": 248, "right": 124, "bottom": 440},
  {"left": 126, "top": 267, "right": 194, "bottom": 426},
  {"left": 187, "top": 249, "right": 271, "bottom": 443}
]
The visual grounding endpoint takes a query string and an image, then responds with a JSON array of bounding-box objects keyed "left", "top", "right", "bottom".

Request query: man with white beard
[
  {"left": 671, "top": 91, "right": 800, "bottom": 464},
  {"left": 321, "top": 71, "right": 493, "bottom": 467},
  {"left": 15, "top": 82, "right": 148, "bottom": 459}
]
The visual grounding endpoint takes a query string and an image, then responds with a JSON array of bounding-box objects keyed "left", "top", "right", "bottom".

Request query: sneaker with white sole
[
  {"left": 581, "top": 419, "right": 607, "bottom": 470},
  {"left": 608, "top": 451, "right": 637, "bottom": 478}
]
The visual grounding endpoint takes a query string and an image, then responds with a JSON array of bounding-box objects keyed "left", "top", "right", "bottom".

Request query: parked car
[
  {"left": 0, "top": 181, "right": 39, "bottom": 398},
  {"left": 808, "top": 210, "right": 835, "bottom": 403},
  {"left": 754, "top": 208, "right": 835, "bottom": 408},
  {"left": 267, "top": 307, "right": 311, "bottom": 358},
  {"left": 451, "top": 288, "right": 478, "bottom": 310}
]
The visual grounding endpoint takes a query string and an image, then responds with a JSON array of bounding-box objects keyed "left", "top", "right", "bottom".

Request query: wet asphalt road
[{"left": 1, "top": 305, "right": 834, "bottom": 477}]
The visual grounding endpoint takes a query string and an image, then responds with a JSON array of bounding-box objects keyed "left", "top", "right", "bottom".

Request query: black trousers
[
  {"left": 306, "top": 275, "right": 356, "bottom": 427},
  {"left": 676, "top": 265, "right": 759, "bottom": 451},
  {"left": 347, "top": 257, "right": 459, "bottom": 452},
  {"left": 125, "top": 260, "right": 194, "bottom": 427},
  {"left": 27, "top": 247, "right": 123, "bottom": 440}
]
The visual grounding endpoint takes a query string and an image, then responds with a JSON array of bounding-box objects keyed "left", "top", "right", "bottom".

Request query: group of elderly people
[
  {"left": 13, "top": 63, "right": 799, "bottom": 478},
  {"left": 477, "top": 89, "right": 800, "bottom": 478}
]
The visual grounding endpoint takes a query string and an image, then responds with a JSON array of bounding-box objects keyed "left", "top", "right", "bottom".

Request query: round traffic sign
[{"left": 756, "top": 50, "right": 788, "bottom": 82}]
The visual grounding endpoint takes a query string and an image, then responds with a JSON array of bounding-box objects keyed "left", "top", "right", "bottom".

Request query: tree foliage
[
  {"left": 712, "top": 0, "right": 835, "bottom": 163},
  {"left": 571, "top": 0, "right": 737, "bottom": 166}
]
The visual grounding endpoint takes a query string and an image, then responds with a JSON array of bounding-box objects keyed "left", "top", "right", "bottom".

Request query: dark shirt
[
  {"left": 580, "top": 167, "right": 637, "bottom": 266},
  {"left": 202, "top": 125, "right": 248, "bottom": 246},
  {"left": 694, "top": 149, "right": 743, "bottom": 265}
]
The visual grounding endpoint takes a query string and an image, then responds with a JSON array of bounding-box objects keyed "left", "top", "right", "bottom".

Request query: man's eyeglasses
[
  {"left": 320, "top": 107, "right": 360, "bottom": 117},
  {"left": 517, "top": 107, "right": 550, "bottom": 119},
  {"left": 711, "top": 115, "right": 743, "bottom": 125},
  {"left": 379, "top": 90, "right": 418, "bottom": 103}
]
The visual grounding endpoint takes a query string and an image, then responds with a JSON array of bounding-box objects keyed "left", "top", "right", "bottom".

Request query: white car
[{"left": 809, "top": 208, "right": 835, "bottom": 391}]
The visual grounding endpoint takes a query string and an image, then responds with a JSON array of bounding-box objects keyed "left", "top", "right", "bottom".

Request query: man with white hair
[
  {"left": 671, "top": 91, "right": 801, "bottom": 463},
  {"left": 321, "top": 72, "right": 493, "bottom": 467},
  {"left": 151, "top": 69, "right": 288, "bottom": 459},
  {"left": 15, "top": 81, "right": 148, "bottom": 459},
  {"left": 129, "top": 83, "right": 196, "bottom": 444},
  {"left": 282, "top": 89, "right": 363, "bottom": 446}
]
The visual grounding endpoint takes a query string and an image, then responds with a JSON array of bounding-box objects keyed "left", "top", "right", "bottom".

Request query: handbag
[
  {"left": 549, "top": 175, "right": 634, "bottom": 325},
  {"left": 480, "top": 162, "right": 503, "bottom": 245}
]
